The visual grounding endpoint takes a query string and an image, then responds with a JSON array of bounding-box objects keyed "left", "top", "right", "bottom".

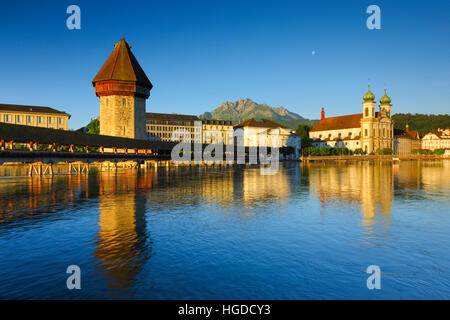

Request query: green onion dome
[
  {"left": 380, "top": 89, "right": 392, "bottom": 105},
  {"left": 363, "top": 86, "right": 376, "bottom": 102}
]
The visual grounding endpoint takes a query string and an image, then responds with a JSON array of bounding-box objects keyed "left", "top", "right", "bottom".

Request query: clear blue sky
[{"left": 0, "top": 0, "right": 449, "bottom": 129}]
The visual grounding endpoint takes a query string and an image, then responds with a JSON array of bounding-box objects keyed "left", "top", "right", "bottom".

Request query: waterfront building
[
  {"left": 92, "top": 38, "right": 152, "bottom": 140},
  {"left": 394, "top": 125, "right": 421, "bottom": 155},
  {"left": 233, "top": 118, "right": 301, "bottom": 157},
  {"left": 309, "top": 87, "right": 394, "bottom": 154},
  {"left": 202, "top": 119, "right": 234, "bottom": 145},
  {"left": 0, "top": 104, "right": 70, "bottom": 130},
  {"left": 421, "top": 128, "right": 450, "bottom": 151},
  {"left": 145, "top": 112, "right": 202, "bottom": 143}
]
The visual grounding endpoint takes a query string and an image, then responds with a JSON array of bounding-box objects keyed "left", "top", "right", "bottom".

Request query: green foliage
[
  {"left": 294, "top": 124, "right": 312, "bottom": 148},
  {"left": 86, "top": 118, "right": 100, "bottom": 135},
  {"left": 353, "top": 148, "right": 366, "bottom": 155},
  {"left": 392, "top": 113, "right": 450, "bottom": 136},
  {"left": 376, "top": 148, "right": 393, "bottom": 155},
  {"left": 302, "top": 147, "right": 352, "bottom": 156},
  {"left": 56, "top": 145, "right": 70, "bottom": 152},
  {"left": 13, "top": 143, "right": 29, "bottom": 150},
  {"left": 412, "top": 149, "right": 433, "bottom": 155},
  {"left": 434, "top": 149, "right": 445, "bottom": 155}
]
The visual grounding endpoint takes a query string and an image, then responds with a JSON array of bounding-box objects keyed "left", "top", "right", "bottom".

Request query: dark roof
[
  {"left": 92, "top": 38, "right": 152, "bottom": 89},
  {"left": 0, "top": 122, "right": 175, "bottom": 150},
  {"left": 0, "top": 104, "right": 70, "bottom": 117},
  {"left": 145, "top": 112, "right": 200, "bottom": 121},
  {"left": 394, "top": 128, "right": 421, "bottom": 139},
  {"left": 233, "top": 118, "right": 288, "bottom": 129}
]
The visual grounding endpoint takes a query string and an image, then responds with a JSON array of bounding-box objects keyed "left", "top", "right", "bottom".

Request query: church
[{"left": 309, "top": 86, "right": 394, "bottom": 154}]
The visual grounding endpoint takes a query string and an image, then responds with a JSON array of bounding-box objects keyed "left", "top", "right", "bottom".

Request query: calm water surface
[{"left": 0, "top": 162, "right": 449, "bottom": 299}]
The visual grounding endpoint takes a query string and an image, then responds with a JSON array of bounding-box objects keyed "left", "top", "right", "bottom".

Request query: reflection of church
[{"left": 308, "top": 163, "right": 394, "bottom": 220}]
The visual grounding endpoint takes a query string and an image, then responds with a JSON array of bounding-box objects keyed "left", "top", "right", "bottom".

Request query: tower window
[
  {"left": 365, "top": 108, "right": 368, "bottom": 117},
  {"left": 122, "top": 98, "right": 126, "bottom": 106},
  {"left": 365, "top": 129, "right": 368, "bottom": 137}
]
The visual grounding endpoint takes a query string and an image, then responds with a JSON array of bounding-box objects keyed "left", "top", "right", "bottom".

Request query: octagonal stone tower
[{"left": 92, "top": 38, "right": 152, "bottom": 139}]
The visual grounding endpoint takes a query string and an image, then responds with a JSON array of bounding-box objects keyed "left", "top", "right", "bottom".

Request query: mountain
[{"left": 200, "top": 98, "right": 317, "bottom": 129}]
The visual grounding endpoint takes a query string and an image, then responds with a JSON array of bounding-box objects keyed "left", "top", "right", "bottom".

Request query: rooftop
[
  {"left": 233, "top": 118, "right": 288, "bottom": 129},
  {"left": 92, "top": 38, "right": 152, "bottom": 89},
  {"left": 145, "top": 112, "right": 200, "bottom": 121},
  {"left": 310, "top": 113, "right": 364, "bottom": 132},
  {"left": 0, "top": 104, "right": 70, "bottom": 117}
]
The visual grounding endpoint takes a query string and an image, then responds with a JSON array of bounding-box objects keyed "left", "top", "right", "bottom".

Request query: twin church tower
[{"left": 92, "top": 38, "right": 152, "bottom": 140}]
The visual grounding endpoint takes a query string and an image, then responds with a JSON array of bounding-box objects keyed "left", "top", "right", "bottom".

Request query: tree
[
  {"left": 295, "top": 124, "right": 312, "bottom": 148},
  {"left": 86, "top": 118, "right": 100, "bottom": 135}
]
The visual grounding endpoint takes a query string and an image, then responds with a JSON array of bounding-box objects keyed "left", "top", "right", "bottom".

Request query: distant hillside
[
  {"left": 392, "top": 113, "right": 450, "bottom": 136},
  {"left": 200, "top": 98, "right": 318, "bottom": 129}
]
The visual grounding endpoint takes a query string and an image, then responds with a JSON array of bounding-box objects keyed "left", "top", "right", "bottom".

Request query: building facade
[
  {"left": 0, "top": 104, "right": 70, "bottom": 130},
  {"left": 202, "top": 119, "right": 233, "bottom": 145},
  {"left": 145, "top": 113, "right": 202, "bottom": 143},
  {"left": 233, "top": 118, "right": 301, "bottom": 157},
  {"left": 309, "top": 87, "right": 394, "bottom": 154},
  {"left": 92, "top": 38, "right": 152, "bottom": 140},
  {"left": 394, "top": 125, "right": 421, "bottom": 155},
  {"left": 421, "top": 128, "right": 450, "bottom": 150}
]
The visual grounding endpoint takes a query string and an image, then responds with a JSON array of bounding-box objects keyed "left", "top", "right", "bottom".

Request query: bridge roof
[{"left": 0, "top": 123, "right": 174, "bottom": 150}]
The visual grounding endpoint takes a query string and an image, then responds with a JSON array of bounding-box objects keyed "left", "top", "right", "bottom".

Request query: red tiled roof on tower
[{"left": 92, "top": 38, "right": 152, "bottom": 90}]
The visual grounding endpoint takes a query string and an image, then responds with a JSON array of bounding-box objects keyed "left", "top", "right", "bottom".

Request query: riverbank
[{"left": 300, "top": 155, "right": 448, "bottom": 162}]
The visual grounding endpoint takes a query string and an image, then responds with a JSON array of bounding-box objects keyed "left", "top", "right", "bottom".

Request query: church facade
[{"left": 309, "top": 87, "right": 394, "bottom": 154}]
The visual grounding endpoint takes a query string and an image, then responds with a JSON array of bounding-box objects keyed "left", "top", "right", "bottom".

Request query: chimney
[{"left": 321, "top": 107, "right": 325, "bottom": 120}]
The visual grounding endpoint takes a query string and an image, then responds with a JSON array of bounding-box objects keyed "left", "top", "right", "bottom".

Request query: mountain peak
[{"left": 200, "top": 98, "right": 307, "bottom": 129}]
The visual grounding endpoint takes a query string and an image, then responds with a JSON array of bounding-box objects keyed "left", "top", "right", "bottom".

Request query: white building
[
  {"left": 421, "top": 128, "right": 450, "bottom": 151},
  {"left": 233, "top": 118, "right": 301, "bottom": 157}
]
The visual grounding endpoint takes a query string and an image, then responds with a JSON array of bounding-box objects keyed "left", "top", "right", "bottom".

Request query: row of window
[
  {"left": 147, "top": 119, "right": 196, "bottom": 126},
  {"left": 147, "top": 125, "right": 201, "bottom": 132},
  {"left": 1, "top": 114, "right": 65, "bottom": 125},
  {"left": 364, "top": 127, "right": 392, "bottom": 138}
]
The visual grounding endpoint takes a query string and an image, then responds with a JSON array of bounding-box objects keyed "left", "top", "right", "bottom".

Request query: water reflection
[
  {"left": 95, "top": 172, "right": 150, "bottom": 295},
  {"left": 0, "top": 162, "right": 449, "bottom": 298}
]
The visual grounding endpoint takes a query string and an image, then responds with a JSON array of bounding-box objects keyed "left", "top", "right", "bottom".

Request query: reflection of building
[
  {"left": 309, "top": 87, "right": 394, "bottom": 153},
  {"left": 233, "top": 118, "right": 301, "bottom": 156},
  {"left": 394, "top": 125, "right": 421, "bottom": 155},
  {"left": 0, "top": 104, "right": 70, "bottom": 130},
  {"left": 202, "top": 119, "right": 233, "bottom": 145},
  {"left": 241, "top": 167, "right": 292, "bottom": 204},
  {"left": 93, "top": 38, "right": 152, "bottom": 139},
  {"left": 145, "top": 112, "right": 202, "bottom": 143},
  {"left": 95, "top": 173, "right": 150, "bottom": 292},
  {"left": 421, "top": 128, "right": 450, "bottom": 151},
  {"left": 308, "top": 163, "right": 394, "bottom": 220}
]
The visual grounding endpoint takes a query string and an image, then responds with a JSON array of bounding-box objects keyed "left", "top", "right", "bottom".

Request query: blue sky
[{"left": 0, "top": 0, "right": 449, "bottom": 129}]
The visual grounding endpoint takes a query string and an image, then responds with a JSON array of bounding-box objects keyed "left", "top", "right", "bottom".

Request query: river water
[{"left": 0, "top": 161, "right": 449, "bottom": 299}]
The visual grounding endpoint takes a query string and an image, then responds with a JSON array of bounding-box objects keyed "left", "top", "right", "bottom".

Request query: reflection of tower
[{"left": 95, "top": 173, "right": 150, "bottom": 293}]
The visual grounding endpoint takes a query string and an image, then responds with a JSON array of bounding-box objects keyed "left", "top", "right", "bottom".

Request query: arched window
[{"left": 365, "top": 108, "right": 369, "bottom": 117}]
